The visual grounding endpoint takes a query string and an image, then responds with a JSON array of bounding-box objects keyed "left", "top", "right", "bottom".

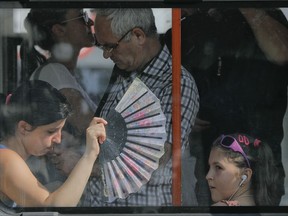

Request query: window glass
[{"left": 0, "top": 1, "right": 288, "bottom": 215}]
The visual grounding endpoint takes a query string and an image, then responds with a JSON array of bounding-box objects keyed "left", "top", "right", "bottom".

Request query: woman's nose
[
  {"left": 87, "top": 18, "right": 94, "bottom": 27},
  {"left": 52, "top": 131, "right": 62, "bottom": 144},
  {"left": 103, "top": 50, "right": 112, "bottom": 59}
]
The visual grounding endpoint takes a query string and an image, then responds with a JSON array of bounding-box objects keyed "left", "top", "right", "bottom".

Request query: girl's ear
[
  {"left": 243, "top": 168, "right": 253, "bottom": 185},
  {"left": 18, "top": 120, "right": 33, "bottom": 135}
]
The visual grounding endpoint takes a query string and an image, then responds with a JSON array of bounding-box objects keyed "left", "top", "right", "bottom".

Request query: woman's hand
[{"left": 85, "top": 117, "right": 107, "bottom": 159}]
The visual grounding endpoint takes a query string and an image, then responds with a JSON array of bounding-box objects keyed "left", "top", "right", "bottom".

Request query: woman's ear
[
  {"left": 18, "top": 120, "right": 33, "bottom": 135},
  {"left": 51, "top": 23, "right": 66, "bottom": 38}
]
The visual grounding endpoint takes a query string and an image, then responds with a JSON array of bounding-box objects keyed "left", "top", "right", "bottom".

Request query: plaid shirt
[{"left": 82, "top": 45, "right": 199, "bottom": 206}]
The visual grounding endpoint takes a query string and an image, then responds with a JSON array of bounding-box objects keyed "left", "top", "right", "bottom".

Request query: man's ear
[
  {"left": 132, "top": 27, "right": 146, "bottom": 45},
  {"left": 18, "top": 120, "right": 33, "bottom": 135}
]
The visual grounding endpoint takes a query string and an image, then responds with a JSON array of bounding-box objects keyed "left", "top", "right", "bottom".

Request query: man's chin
[
  {"left": 115, "top": 63, "right": 133, "bottom": 72},
  {"left": 115, "top": 63, "right": 125, "bottom": 69}
]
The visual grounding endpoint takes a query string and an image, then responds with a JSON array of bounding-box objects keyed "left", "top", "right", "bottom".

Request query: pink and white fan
[{"left": 98, "top": 78, "right": 167, "bottom": 203}]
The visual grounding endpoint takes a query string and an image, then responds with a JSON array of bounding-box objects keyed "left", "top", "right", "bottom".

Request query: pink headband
[
  {"left": 253, "top": 139, "right": 261, "bottom": 148},
  {"left": 237, "top": 134, "right": 261, "bottom": 148}
]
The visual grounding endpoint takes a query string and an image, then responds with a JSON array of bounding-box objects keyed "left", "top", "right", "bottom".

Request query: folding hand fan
[{"left": 98, "top": 78, "right": 167, "bottom": 203}]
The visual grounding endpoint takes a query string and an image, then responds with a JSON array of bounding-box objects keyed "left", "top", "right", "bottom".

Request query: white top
[{"left": 30, "top": 62, "right": 97, "bottom": 112}]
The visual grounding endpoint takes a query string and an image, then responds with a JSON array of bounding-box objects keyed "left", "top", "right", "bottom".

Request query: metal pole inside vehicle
[{"left": 171, "top": 8, "right": 182, "bottom": 206}]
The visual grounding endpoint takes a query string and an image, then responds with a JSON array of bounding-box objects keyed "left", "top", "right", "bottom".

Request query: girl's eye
[
  {"left": 48, "top": 130, "right": 56, "bottom": 134},
  {"left": 215, "top": 165, "right": 222, "bottom": 170}
]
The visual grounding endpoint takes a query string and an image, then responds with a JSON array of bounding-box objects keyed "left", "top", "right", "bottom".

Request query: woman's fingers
[
  {"left": 87, "top": 117, "right": 107, "bottom": 144},
  {"left": 89, "top": 117, "right": 107, "bottom": 126}
]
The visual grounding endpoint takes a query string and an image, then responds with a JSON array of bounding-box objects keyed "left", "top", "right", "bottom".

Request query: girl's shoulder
[
  {"left": 221, "top": 200, "right": 240, "bottom": 206},
  {"left": 212, "top": 200, "right": 240, "bottom": 206}
]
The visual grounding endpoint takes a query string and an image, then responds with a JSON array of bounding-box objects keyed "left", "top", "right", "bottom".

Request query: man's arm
[
  {"left": 240, "top": 8, "right": 288, "bottom": 66},
  {"left": 159, "top": 142, "right": 172, "bottom": 167}
]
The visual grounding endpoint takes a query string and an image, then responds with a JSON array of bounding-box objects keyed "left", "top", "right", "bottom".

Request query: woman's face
[
  {"left": 206, "top": 147, "right": 243, "bottom": 203},
  {"left": 60, "top": 9, "right": 95, "bottom": 49},
  {"left": 22, "top": 119, "right": 66, "bottom": 157}
]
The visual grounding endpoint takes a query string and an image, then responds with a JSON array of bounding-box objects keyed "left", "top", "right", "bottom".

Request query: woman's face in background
[{"left": 58, "top": 9, "right": 95, "bottom": 50}]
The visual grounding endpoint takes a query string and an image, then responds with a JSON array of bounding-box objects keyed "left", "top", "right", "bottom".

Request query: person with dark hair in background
[
  {"left": 0, "top": 80, "right": 107, "bottom": 210},
  {"left": 23, "top": 8, "right": 96, "bottom": 137},
  {"left": 164, "top": 8, "right": 288, "bottom": 206},
  {"left": 207, "top": 133, "right": 279, "bottom": 206},
  {"left": 21, "top": 8, "right": 98, "bottom": 191},
  {"left": 82, "top": 8, "right": 199, "bottom": 206}
]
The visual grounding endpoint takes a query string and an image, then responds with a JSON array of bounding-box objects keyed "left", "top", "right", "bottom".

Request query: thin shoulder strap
[{"left": 0, "top": 144, "right": 7, "bottom": 149}]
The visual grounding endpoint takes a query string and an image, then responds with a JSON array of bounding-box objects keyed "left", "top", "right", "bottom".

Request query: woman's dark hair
[
  {"left": 20, "top": 9, "right": 70, "bottom": 80},
  {"left": 24, "top": 8, "right": 69, "bottom": 51},
  {"left": 0, "top": 80, "right": 71, "bottom": 140},
  {"left": 212, "top": 133, "right": 279, "bottom": 206}
]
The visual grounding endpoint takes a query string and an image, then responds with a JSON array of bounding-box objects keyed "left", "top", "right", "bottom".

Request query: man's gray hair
[{"left": 94, "top": 8, "right": 158, "bottom": 40}]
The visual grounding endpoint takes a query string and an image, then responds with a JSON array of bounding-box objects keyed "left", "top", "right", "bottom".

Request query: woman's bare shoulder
[
  {"left": 0, "top": 148, "right": 22, "bottom": 161},
  {"left": 0, "top": 149, "right": 27, "bottom": 173}
]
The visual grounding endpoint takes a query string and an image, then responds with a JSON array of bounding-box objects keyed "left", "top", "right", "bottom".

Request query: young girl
[
  {"left": 0, "top": 80, "right": 107, "bottom": 208},
  {"left": 206, "top": 133, "right": 279, "bottom": 206}
]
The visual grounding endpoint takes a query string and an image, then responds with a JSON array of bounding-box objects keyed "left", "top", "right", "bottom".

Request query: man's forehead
[{"left": 95, "top": 17, "right": 115, "bottom": 41}]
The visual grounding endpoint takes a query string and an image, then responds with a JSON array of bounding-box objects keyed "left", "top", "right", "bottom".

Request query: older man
[{"left": 83, "top": 8, "right": 199, "bottom": 206}]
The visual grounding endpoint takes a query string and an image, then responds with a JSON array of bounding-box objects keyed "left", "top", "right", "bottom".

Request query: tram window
[{"left": 0, "top": 1, "right": 288, "bottom": 215}]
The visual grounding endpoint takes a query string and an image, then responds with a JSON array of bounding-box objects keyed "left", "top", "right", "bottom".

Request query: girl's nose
[
  {"left": 206, "top": 169, "right": 213, "bottom": 181},
  {"left": 206, "top": 175, "right": 214, "bottom": 181}
]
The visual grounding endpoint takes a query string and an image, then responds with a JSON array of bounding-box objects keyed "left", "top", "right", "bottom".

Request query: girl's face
[
  {"left": 206, "top": 147, "right": 243, "bottom": 203},
  {"left": 22, "top": 119, "right": 66, "bottom": 157}
]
